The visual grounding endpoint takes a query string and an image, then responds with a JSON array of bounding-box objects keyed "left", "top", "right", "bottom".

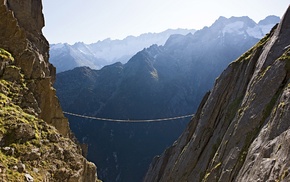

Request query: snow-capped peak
[
  {"left": 222, "top": 21, "right": 245, "bottom": 35},
  {"left": 221, "top": 16, "right": 280, "bottom": 39}
]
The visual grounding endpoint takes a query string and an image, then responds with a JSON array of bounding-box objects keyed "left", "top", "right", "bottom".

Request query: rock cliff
[
  {"left": 144, "top": 5, "right": 290, "bottom": 182},
  {"left": 0, "top": 0, "right": 99, "bottom": 181}
]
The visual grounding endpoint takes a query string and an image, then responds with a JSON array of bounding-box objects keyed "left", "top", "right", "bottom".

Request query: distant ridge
[
  {"left": 50, "top": 29, "right": 196, "bottom": 73},
  {"left": 50, "top": 15, "right": 279, "bottom": 74}
]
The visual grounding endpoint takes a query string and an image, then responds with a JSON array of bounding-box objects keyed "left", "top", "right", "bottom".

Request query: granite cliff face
[
  {"left": 0, "top": 0, "right": 68, "bottom": 136},
  {"left": 0, "top": 0, "right": 98, "bottom": 181},
  {"left": 144, "top": 6, "right": 290, "bottom": 182}
]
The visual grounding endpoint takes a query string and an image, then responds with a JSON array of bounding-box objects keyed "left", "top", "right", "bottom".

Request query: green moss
[
  {"left": 41, "top": 160, "right": 47, "bottom": 166},
  {"left": 278, "top": 48, "right": 290, "bottom": 78},
  {"left": 201, "top": 138, "right": 222, "bottom": 181},
  {"left": 233, "top": 31, "right": 272, "bottom": 64},
  {"left": 0, "top": 79, "right": 25, "bottom": 109},
  {"left": 234, "top": 48, "right": 255, "bottom": 63},
  {"left": 259, "top": 66, "right": 271, "bottom": 79},
  {"left": 0, "top": 78, "right": 43, "bottom": 155},
  {"left": 0, "top": 57, "right": 98, "bottom": 181},
  {"left": 202, "top": 162, "right": 222, "bottom": 181},
  {"left": 278, "top": 49, "right": 290, "bottom": 61},
  {"left": 278, "top": 102, "right": 286, "bottom": 109},
  {"left": 0, "top": 48, "right": 14, "bottom": 61},
  {"left": 276, "top": 169, "right": 290, "bottom": 182},
  {"left": 0, "top": 151, "right": 23, "bottom": 180},
  {"left": 1, "top": 142, "right": 43, "bottom": 181},
  {"left": 281, "top": 169, "right": 289, "bottom": 180},
  {"left": 203, "top": 172, "right": 211, "bottom": 181},
  {"left": 255, "top": 32, "right": 272, "bottom": 48},
  {"left": 213, "top": 162, "right": 222, "bottom": 169}
]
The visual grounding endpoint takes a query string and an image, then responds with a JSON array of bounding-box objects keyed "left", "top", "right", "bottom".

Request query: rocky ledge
[{"left": 0, "top": 0, "right": 100, "bottom": 181}]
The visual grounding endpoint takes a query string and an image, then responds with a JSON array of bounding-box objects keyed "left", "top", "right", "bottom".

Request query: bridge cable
[{"left": 63, "top": 111, "right": 194, "bottom": 123}]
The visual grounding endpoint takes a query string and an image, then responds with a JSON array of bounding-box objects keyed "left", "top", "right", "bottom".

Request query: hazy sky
[{"left": 42, "top": 0, "right": 289, "bottom": 44}]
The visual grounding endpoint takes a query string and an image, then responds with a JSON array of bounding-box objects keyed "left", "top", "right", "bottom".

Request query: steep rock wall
[
  {"left": 0, "top": 0, "right": 66, "bottom": 136},
  {"left": 0, "top": 0, "right": 99, "bottom": 181},
  {"left": 144, "top": 5, "right": 290, "bottom": 182}
]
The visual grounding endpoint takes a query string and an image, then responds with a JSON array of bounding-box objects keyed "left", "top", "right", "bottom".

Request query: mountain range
[
  {"left": 49, "top": 29, "right": 196, "bottom": 73},
  {"left": 54, "top": 15, "right": 280, "bottom": 182},
  {"left": 50, "top": 16, "right": 279, "bottom": 74}
]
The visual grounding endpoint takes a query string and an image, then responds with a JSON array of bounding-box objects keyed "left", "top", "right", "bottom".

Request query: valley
[
  {"left": 54, "top": 15, "right": 279, "bottom": 182},
  {"left": 0, "top": 1, "right": 287, "bottom": 181}
]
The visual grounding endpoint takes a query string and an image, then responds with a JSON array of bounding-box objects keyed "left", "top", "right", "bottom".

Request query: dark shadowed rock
[{"left": 14, "top": 123, "right": 35, "bottom": 141}]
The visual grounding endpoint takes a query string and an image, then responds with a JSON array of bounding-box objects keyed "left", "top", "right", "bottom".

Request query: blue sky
[{"left": 42, "top": 0, "right": 289, "bottom": 44}]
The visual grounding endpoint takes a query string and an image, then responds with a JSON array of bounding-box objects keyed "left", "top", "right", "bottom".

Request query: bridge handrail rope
[{"left": 63, "top": 111, "right": 194, "bottom": 123}]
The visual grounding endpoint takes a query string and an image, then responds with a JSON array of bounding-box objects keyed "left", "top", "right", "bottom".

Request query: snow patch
[
  {"left": 50, "top": 43, "right": 65, "bottom": 50},
  {"left": 222, "top": 21, "right": 245, "bottom": 35},
  {"left": 246, "top": 26, "right": 263, "bottom": 39},
  {"left": 222, "top": 21, "right": 276, "bottom": 39},
  {"left": 260, "top": 24, "right": 276, "bottom": 35}
]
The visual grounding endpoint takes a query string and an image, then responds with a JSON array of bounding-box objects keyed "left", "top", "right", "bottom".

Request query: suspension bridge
[{"left": 63, "top": 111, "right": 195, "bottom": 123}]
